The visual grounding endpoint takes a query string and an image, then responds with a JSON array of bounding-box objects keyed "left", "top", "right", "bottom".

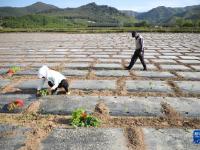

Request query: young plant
[
  {"left": 7, "top": 99, "right": 24, "bottom": 112},
  {"left": 71, "top": 108, "right": 101, "bottom": 127},
  {"left": 38, "top": 89, "right": 49, "bottom": 96},
  {"left": 7, "top": 66, "right": 21, "bottom": 76},
  {"left": 10, "top": 66, "right": 21, "bottom": 73}
]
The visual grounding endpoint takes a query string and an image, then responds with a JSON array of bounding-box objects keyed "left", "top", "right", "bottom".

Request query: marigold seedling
[
  {"left": 71, "top": 108, "right": 101, "bottom": 127},
  {"left": 10, "top": 66, "right": 21, "bottom": 73},
  {"left": 7, "top": 99, "right": 24, "bottom": 112},
  {"left": 7, "top": 66, "right": 21, "bottom": 76}
]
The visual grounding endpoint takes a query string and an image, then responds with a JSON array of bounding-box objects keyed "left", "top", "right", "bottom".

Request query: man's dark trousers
[{"left": 127, "top": 48, "right": 147, "bottom": 70}]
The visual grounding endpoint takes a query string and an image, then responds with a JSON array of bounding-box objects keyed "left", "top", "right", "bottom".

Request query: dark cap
[{"left": 131, "top": 31, "right": 137, "bottom": 37}]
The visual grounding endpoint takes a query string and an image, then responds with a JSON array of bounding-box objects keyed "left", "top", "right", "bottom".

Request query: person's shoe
[
  {"left": 66, "top": 91, "right": 71, "bottom": 95},
  {"left": 143, "top": 68, "right": 147, "bottom": 71},
  {"left": 125, "top": 66, "right": 131, "bottom": 70}
]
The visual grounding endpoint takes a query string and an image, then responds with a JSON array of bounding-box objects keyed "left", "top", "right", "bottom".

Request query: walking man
[{"left": 125, "top": 31, "right": 147, "bottom": 70}]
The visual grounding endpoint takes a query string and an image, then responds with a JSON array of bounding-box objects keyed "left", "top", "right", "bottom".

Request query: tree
[
  {"left": 182, "top": 20, "right": 193, "bottom": 27},
  {"left": 134, "top": 21, "right": 150, "bottom": 27},
  {"left": 175, "top": 18, "right": 184, "bottom": 27},
  {"left": 42, "top": 16, "right": 47, "bottom": 26},
  {"left": 123, "top": 22, "right": 134, "bottom": 27}
]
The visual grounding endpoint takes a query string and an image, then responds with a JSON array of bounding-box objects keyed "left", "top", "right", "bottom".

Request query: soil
[
  {"left": 0, "top": 111, "right": 200, "bottom": 150},
  {"left": 1, "top": 114, "right": 199, "bottom": 130},
  {"left": 93, "top": 102, "right": 110, "bottom": 123},
  {"left": 108, "top": 117, "right": 200, "bottom": 129},
  {"left": 1, "top": 69, "right": 200, "bottom": 150},
  {"left": 0, "top": 130, "right": 16, "bottom": 138},
  {"left": 94, "top": 102, "right": 108, "bottom": 114},
  {"left": 23, "top": 101, "right": 41, "bottom": 114},
  {"left": 2, "top": 74, "right": 200, "bottom": 97},
  {"left": 0, "top": 113, "right": 71, "bottom": 150},
  {"left": 125, "top": 127, "right": 145, "bottom": 150},
  {"left": 20, "top": 127, "right": 50, "bottom": 150},
  {"left": 161, "top": 102, "right": 183, "bottom": 126}
]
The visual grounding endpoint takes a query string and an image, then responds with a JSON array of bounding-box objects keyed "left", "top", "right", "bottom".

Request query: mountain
[
  {"left": 41, "top": 2, "right": 132, "bottom": 23},
  {"left": 0, "top": 2, "right": 199, "bottom": 26},
  {"left": 25, "top": 2, "right": 59, "bottom": 13},
  {"left": 136, "top": 5, "right": 200, "bottom": 25},
  {"left": 0, "top": 7, "right": 28, "bottom": 17},
  {"left": 43, "top": 2, "right": 123, "bottom": 17},
  {"left": 136, "top": 6, "right": 184, "bottom": 24},
  {"left": 0, "top": 2, "right": 59, "bottom": 17},
  {"left": 177, "top": 5, "right": 200, "bottom": 20},
  {"left": 121, "top": 10, "right": 140, "bottom": 17},
  {"left": 0, "top": 2, "right": 135, "bottom": 28}
]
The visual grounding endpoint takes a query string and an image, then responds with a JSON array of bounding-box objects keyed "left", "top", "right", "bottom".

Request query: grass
[{"left": 1, "top": 27, "right": 200, "bottom": 33}]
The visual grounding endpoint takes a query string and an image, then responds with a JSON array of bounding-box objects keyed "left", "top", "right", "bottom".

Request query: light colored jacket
[
  {"left": 37, "top": 65, "right": 66, "bottom": 90},
  {"left": 135, "top": 34, "right": 144, "bottom": 50}
]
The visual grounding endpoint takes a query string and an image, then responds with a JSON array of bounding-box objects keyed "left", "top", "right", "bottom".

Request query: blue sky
[{"left": 0, "top": 0, "right": 199, "bottom": 12}]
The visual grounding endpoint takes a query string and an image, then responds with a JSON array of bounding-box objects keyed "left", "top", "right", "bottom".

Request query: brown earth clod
[
  {"left": 20, "top": 126, "right": 53, "bottom": 150},
  {"left": 23, "top": 101, "right": 41, "bottom": 114},
  {"left": 93, "top": 102, "right": 110, "bottom": 123},
  {"left": 125, "top": 127, "right": 145, "bottom": 150},
  {"left": 161, "top": 102, "right": 183, "bottom": 126}
]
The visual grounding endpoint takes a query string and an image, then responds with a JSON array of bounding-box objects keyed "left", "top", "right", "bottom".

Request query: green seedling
[
  {"left": 71, "top": 108, "right": 101, "bottom": 128},
  {"left": 38, "top": 89, "right": 49, "bottom": 96},
  {"left": 5, "top": 99, "right": 24, "bottom": 112},
  {"left": 7, "top": 66, "right": 21, "bottom": 77},
  {"left": 10, "top": 66, "right": 21, "bottom": 73}
]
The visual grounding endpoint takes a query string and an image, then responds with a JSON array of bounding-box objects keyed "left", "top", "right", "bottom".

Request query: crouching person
[{"left": 37, "top": 65, "right": 70, "bottom": 95}]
